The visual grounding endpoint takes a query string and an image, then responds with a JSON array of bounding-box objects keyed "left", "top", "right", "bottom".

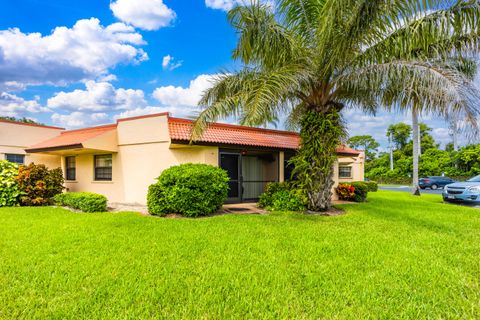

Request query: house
[
  {"left": 2, "top": 113, "right": 364, "bottom": 204},
  {"left": 0, "top": 119, "right": 64, "bottom": 168}
]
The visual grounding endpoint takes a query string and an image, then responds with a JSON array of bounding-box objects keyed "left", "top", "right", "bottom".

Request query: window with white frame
[{"left": 339, "top": 166, "right": 352, "bottom": 179}]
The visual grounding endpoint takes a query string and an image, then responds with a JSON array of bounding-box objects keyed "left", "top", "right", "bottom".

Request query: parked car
[
  {"left": 443, "top": 175, "right": 480, "bottom": 204},
  {"left": 419, "top": 176, "right": 455, "bottom": 190}
]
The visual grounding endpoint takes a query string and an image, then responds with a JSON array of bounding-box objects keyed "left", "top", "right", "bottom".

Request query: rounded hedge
[
  {"left": 365, "top": 181, "right": 378, "bottom": 192},
  {"left": 147, "top": 163, "right": 229, "bottom": 217},
  {"left": 258, "top": 182, "right": 306, "bottom": 211},
  {"left": 54, "top": 192, "right": 107, "bottom": 213},
  {"left": 351, "top": 181, "right": 369, "bottom": 202}
]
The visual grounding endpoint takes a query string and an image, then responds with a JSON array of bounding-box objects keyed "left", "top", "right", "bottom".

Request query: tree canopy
[
  {"left": 347, "top": 135, "right": 380, "bottom": 161},
  {"left": 193, "top": 0, "right": 480, "bottom": 210}
]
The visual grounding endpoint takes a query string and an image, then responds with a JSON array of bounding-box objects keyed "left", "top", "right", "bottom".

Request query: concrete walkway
[{"left": 109, "top": 200, "right": 352, "bottom": 215}]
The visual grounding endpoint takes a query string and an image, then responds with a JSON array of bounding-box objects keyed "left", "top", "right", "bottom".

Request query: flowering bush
[
  {"left": 336, "top": 183, "right": 355, "bottom": 201},
  {"left": 0, "top": 160, "right": 21, "bottom": 207},
  {"left": 16, "top": 163, "right": 64, "bottom": 206}
]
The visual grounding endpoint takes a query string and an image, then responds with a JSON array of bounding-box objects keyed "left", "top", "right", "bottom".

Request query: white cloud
[
  {"left": 0, "top": 18, "right": 147, "bottom": 88},
  {"left": 110, "top": 0, "right": 176, "bottom": 31},
  {"left": 113, "top": 74, "right": 219, "bottom": 119},
  {"left": 98, "top": 74, "right": 118, "bottom": 82},
  {"left": 47, "top": 81, "right": 147, "bottom": 111},
  {"left": 0, "top": 81, "right": 26, "bottom": 92},
  {"left": 0, "top": 92, "right": 49, "bottom": 117},
  {"left": 205, "top": 0, "right": 274, "bottom": 11},
  {"left": 152, "top": 74, "right": 216, "bottom": 110},
  {"left": 162, "top": 54, "right": 182, "bottom": 70},
  {"left": 51, "top": 111, "right": 109, "bottom": 128}
]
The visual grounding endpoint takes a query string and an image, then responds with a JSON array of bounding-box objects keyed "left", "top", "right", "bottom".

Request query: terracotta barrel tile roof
[
  {"left": 26, "top": 124, "right": 117, "bottom": 152},
  {"left": 169, "top": 117, "right": 299, "bottom": 150},
  {"left": 25, "top": 112, "right": 360, "bottom": 156},
  {"left": 168, "top": 117, "right": 360, "bottom": 155}
]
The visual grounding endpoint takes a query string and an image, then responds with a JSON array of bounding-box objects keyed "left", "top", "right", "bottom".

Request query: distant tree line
[
  {"left": 0, "top": 116, "right": 43, "bottom": 125},
  {"left": 348, "top": 123, "right": 480, "bottom": 184}
]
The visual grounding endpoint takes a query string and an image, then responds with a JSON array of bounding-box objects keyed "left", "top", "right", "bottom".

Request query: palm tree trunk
[
  {"left": 412, "top": 108, "right": 421, "bottom": 196},
  {"left": 292, "top": 110, "right": 345, "bottom": 212}
]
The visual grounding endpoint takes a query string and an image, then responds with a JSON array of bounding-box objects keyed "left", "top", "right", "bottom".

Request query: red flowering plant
[{"left": 336, "top": 183, "right": 356, "bottom": 201}]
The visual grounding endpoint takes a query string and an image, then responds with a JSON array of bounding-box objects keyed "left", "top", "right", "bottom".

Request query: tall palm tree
[
  {"left": 192, "top": 0, "right": 480, "bottom": 211},
  {"left": 411, "top": 59, "right": 478, "bottom": 196}
]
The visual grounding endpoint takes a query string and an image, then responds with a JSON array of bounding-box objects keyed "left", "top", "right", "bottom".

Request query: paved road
[
  {"left": 379, "top": 185, "right": 443, "bottom": 195},
  {"left": 379, "top": 185, "right": 480, "bottom": 208}
]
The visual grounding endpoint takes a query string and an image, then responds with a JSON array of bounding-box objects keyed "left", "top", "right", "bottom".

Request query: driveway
[{"left": 379, "top": 185, "right": 480, "bottom": 208}]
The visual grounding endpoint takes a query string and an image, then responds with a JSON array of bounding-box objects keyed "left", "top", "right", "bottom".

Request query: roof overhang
[
  {"left": 171, "top": 139, "right": 361, "bottom": 155},
  {"left": 25, "top": 144, "right": 118, "bottom": 155},
  {"left": 170, "top": 139, "right": 297, "bottom": 152},
  {"left": 25, "top": 124, "right": 118, "bottom": 155}
]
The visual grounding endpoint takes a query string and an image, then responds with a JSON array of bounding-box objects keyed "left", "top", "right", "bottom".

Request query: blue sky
[{"left": 0, "top": 0, "right": 465, "bottom": 148}]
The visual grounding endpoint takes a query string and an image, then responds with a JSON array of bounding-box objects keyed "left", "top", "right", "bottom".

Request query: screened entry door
[
  {"left": 220, "top": 151, "right": 277, "bottom": 202},
  {"left": 220, "top": 153, "right": 241, "bottom": 202}
]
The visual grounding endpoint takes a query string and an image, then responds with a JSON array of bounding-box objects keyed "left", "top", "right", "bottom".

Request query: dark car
[{"left": 419, "top": 176, "right": 455, "bottom": 190}]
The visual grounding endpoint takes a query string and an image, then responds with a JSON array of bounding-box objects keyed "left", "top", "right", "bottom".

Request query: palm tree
[
  {"left": 411, "top": 59, "right": 478, "bottom": 196},
  {"left": 193, "top": 0, "right": 480, "bottom": 211}
]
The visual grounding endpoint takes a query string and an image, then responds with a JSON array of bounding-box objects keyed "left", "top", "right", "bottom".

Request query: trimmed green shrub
[
  {"left": 351, "top": 181, "right": 369, "bottom": 202},
  {"left": 258, "top": 182, "right": 291, "bottom": 208},
  {"left": 270, "top": 190, "right": 305, "bottom": 211},
  {"left": 258, "top": 182, "right": 306, "bottom": 211},
  {"left": 147, "top": 164, "right": 229, "bottom": 217},
  {"left": 54, "top": 192, "right": 107, "bottom": 213},
  {"left": 0, "top": 160, "right": 21, "bottom": 207},
  {"left": 365, "top": 181, "right": 378, "bottom": 192},
  {"left": 16, "top": 163, "right": 64, "bottom": 206}
]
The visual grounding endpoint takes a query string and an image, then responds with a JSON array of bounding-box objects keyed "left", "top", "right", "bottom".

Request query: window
[
  {"left": 339, "top": 166, "right": 352, "bottom": 179},
  {"left": 65, "top": 156, "right": 76, "bottom": 181},
  {"left": 94, "top": 155, "right": 112, "bottom": 181},
  {"left": 5, "top": 154, "right": 25, "bottom": 164}
]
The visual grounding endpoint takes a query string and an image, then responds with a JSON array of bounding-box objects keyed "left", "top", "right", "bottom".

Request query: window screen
[
  {"left": 5, "top": 154, "right": 25, "bottom": 164},
  {"left": 65, "top": 156, "right": 76, "bottom": 181},
  {"left": 339, "top": 166, "right": 352, "bottom": 178},
  {"left": 94, "top": 155, "right": 112, "bottom": 181}
]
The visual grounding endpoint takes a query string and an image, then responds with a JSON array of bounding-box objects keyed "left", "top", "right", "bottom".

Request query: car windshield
[{"left": 467, "top": 175, "right": 480, "bottom": 182}]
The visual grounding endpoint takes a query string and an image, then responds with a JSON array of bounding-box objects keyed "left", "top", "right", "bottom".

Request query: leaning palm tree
[{"left": 193, "top": 0, "right": 480, "bottom": 211}]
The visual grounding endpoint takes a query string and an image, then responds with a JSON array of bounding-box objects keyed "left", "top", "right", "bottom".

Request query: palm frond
[
  {"left": 192, "top": 65, "right": 308, "bottom": 139},
  {"left": 357, "top": 1, "right": 480, "bottom": 65},
  {"left": 228, "top": 3, "right": 304, "bottom": 69},
  {"left": 337, "top": 59, "right": 480, "bottom": 133}
]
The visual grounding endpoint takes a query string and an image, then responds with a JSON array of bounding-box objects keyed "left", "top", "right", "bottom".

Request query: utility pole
[
  {"left": 412, "top": 108, "right": 421, "bottom": 196},
  {"left": 389, "top": 131, "right": 394, "bottom": 171},
  {"left": 449, "top": 118, "right": 459, "bottom": 151}
]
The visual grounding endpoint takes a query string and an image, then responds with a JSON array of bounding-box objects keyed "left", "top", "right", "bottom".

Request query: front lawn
[{"left": 1, "top": 191, "right": 480, "bottom": 319}]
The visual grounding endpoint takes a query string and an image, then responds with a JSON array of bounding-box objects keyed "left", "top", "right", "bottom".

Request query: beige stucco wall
[
  {"left": 114, "top": 114, "right": 219, "bottom": 204},
  {"left": 63, "top": 153, "right": 125, "bottom": 203},
  {"left": 117, "top": 143, "right": 218, "bottom": 204},
  {"left": 0, "top": 121, "right": 63, "bottom": 168}
]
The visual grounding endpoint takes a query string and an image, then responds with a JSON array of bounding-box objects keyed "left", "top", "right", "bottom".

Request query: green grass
[{"left": 1, "top": 191, "right": 480, "bottom": 319}]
